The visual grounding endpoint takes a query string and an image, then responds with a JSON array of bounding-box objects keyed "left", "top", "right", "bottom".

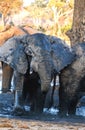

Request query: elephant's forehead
[
  {"left": 27, "top": 33, "right": 51, "bottom": 50},
  {"left": 28, "top": 39, "right": 51, "bottom": 53}
]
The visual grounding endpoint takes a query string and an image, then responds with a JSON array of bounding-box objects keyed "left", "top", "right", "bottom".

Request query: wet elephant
[
  {"left": 59, "top": 42, "right": 85, "bottom": 116},
  {"left": 24, "top": 34, "right": 75, "bottom": 112}
]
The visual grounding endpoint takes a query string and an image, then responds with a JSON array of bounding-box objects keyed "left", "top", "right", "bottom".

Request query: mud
[{"left": 0, "top": 93, "right": 85, "bottom": 130}]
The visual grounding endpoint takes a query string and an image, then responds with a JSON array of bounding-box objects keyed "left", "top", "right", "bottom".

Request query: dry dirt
[{"left": 0, "top": 93, "right": 85, "bottom": 130}]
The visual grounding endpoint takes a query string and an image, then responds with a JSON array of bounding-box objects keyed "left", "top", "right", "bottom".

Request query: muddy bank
[{"left": 0, "top": 115, "right": 85, "bottom": 130}]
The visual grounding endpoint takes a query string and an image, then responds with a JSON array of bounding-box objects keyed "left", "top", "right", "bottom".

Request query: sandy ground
[
  {"left": 0, "top": 93, "right": 85, "bottom": 130},
  {"left": 0, "top": 117, "right": 85, "bottom": 130}
]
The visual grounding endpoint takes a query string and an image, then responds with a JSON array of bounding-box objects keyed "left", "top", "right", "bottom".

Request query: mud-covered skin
[{"left": 59, "top": 42, "right": 85, "bottom": 116}]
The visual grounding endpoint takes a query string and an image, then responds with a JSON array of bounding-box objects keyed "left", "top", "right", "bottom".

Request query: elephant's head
[{"left": 25, "top": 33, "right": 53, "bottom": 92}]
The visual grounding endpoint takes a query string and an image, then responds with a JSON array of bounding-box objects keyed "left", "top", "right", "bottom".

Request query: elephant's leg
[
  {"left": 34, "top": 89, "right": 45, "bottom": 113},
  {"left": 29, "top": 86, "right": 44, "bottom": 113},
  {"left": 44, "top": 87, "right": 52, "bottom": 109},
  {"left": 59, "top": 86, "right": 69, "bottom": 116},
  {"left": 12, "top": 71, "right": 25, "bottom": 116},
  {"left": 68, "top": 97, "right": 79, "bottom": 115},
  {"left": 30, "top": 91, "right": 46, "bottom": 113},
  {"left": 2, "top": 62, "right": 13, "bottom": 92}
]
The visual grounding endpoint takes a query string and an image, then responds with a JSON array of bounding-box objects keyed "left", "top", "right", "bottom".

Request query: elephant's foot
[
  {"left": 68, "top": 109, "right": 76, "bottom": 116},
  {"left": 58, "top": 107, "right": 68, "bottom": 117},
  {"left": 58, "top": 111, "right": 68, "bottom": 117},
  {"left": 13, "top": 90, "right": 25, "bottom": 116},
  {"left": 12, "top": 106, "right": 25, "bottom": 116},
  {"left": 2, "top": 88, "right": 11, "bottom": 93}
]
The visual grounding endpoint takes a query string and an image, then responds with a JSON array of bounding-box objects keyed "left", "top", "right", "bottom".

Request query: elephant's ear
[
  {"left": 12, "top": 45, "right": 28, "bottom": 74},
  {"left": 0, "top": 37, "right": 28, "bottom": 74},
  {"left": 51, "top": 41, "right": 75, "bottom": 73}
]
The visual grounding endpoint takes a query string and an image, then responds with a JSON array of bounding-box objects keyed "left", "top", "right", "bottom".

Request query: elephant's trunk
[
  {"left": 41, "top": 80, "right": 51, "bottom": 92},
  {"left": 38, "top": 55, "right": 52, "bottom": 92}
]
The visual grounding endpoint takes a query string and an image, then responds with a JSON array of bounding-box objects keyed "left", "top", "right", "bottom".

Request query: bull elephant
[
  {"left": 59, "top": 42, "right": 85, "bottom": 116},
  {"left": 23, "top": 34, "right": 75, "bottom": 113},
  {"left": 24, "top": 34, "right": 75, "bottom": 110}
]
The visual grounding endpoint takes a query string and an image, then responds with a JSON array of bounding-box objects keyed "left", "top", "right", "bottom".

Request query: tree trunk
[{"left": 66, "top": 0, "right": 85, "bottom": 46}]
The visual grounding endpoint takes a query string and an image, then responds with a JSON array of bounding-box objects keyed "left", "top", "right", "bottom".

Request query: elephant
[
  {"left": 24, "top": 34, "right": 75, "bottom": 110},
  {"left": 59, "top": 42, "right": 85, "bottom": 116}
]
